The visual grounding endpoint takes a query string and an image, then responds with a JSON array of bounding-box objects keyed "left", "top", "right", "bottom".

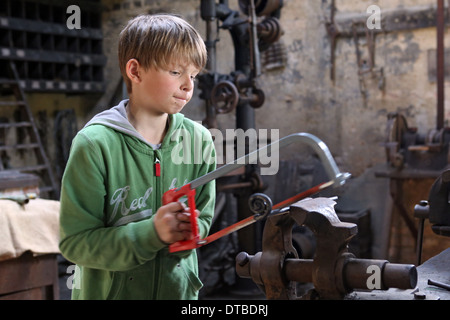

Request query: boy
[{"left": 59, "top": 14, "right": 216, "bottom": 300}]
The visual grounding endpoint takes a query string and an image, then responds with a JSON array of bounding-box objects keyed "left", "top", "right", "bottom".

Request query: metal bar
[
  {"left": 0, "top": 101, "right": 25, "bottom": 106},
  {"left": 200, "top": 215, "right": 256, "bottom": 245},
  {"left": 328, "top": 0, "right": 337, "bottom": 81},
  {"left": 416, "top": 218, "right": 425, "bottom": 265},
  {"left": 437, "top": 0, "right": 445, "bottom": 129},
  {"left": 0, "top": 165, "right": 48, "bottom": 175},
  {"left": 272, "top": 180, "right": 333, "bottom": 210},
  {"left": 0, "top": 143, "right": 39, "bottom": 151},
  {"left": 0, "top": 122, "right": 31, "bottom": 129},
  {"left": 428, "top": 278, "right": 450, "bottom": 291},
  {"left": 249, "top": 0, "right": 261, "bottom": 78},
  {"left": 390, "top": 179, "right": 418, "bottom": 241}
]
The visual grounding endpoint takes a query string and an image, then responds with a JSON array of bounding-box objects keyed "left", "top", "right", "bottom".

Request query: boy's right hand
[{"left": 153, "top": 202, "right": 196, "bottom": 245}]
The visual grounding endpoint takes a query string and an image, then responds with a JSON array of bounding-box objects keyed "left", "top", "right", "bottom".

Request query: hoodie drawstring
[{"left": 155, "top": 158, "right": 161, "bottom": 177}]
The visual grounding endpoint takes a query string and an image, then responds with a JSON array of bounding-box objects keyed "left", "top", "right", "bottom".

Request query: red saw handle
[{"left": 162, "top": 184, "right": 199, "bottom": 253}]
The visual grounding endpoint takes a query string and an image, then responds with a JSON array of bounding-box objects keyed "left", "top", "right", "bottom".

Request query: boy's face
[{"left": 133, "top": 61, "right": 200, "bottom": 115}]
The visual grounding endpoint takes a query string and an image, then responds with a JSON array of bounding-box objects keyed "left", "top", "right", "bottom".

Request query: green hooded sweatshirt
[{"left": 59, "top": 99, "right": 216, "bottom": 300}]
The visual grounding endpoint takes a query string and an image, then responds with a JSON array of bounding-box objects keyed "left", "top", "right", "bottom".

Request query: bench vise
[{"left": 236, "top": 197, "right": 417, "bottom": 299}]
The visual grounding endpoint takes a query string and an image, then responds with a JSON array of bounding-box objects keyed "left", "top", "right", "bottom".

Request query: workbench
[
  {"left": 351, "top": 247, "right": 450, "bottom": 300},
  {"left": 0, "top": 251, "right": 59, "bottom": 299},
  {"left": 374, "top": 165, "right": 450, "bottom": 263},
  {"left": 0, "top": 198, "right": 60, "bottom": 300},
  {"left": 415, "top": 247, "right": 450, "bottom": 300}
]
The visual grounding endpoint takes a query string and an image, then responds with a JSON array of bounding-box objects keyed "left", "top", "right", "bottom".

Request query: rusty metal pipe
[
  {"left": 383, "top": 262, "right": 418, "bottom": 289},
  {"left": 343, "top": 258, "right": 417, "bottom": 290},
  {"left": 284, "top": 258, "right": 314, "bottom": 283},
  {"left": 283, "top": 258, "right": 416, "bottom": 291}
]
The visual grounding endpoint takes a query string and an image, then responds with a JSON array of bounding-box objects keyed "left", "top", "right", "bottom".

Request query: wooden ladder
[{"left": 0, "top": 61, "right": 59, "bottom": 199}]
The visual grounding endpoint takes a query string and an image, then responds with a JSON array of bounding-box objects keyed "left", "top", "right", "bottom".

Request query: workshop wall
[{"left": 255, "top": 0, "right": 446, "bottom": 176}]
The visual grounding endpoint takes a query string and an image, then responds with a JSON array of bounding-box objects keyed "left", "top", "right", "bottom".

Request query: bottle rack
[{"left": 0, "top": 0, "right": 105, "bottom": 93}]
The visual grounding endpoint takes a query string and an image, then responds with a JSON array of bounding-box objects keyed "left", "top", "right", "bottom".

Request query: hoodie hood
[{"left": 84, "top": 99, "right": 185, "bottom": 149}]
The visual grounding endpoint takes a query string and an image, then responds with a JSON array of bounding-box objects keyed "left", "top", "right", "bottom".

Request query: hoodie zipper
[{"left": 152, "top": 150, "right": 162, "bottom": 299}]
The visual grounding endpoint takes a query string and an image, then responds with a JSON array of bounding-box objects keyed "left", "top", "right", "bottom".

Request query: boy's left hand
[
  {"left": 175, "top": 206, "right": 200, "bottom": 240},
  {"left": 153, "top": 202, "right": 199, "bottom": 244}
]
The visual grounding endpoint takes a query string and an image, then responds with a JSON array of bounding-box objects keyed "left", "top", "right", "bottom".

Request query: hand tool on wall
[{"left": 162, "top": 132, "right": 351, "bottom": 253}]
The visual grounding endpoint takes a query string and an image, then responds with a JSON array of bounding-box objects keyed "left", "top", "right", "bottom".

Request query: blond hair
[{"left": 118, "top": 14, "right": 207, "bottom": 93}]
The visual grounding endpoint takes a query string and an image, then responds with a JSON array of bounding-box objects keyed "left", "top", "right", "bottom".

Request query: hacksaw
[{"left": 162, "top": 132, "right": 351, "bottom": 253}]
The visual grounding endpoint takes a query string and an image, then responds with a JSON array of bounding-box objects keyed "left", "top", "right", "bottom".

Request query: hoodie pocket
[
  {"left": 107, "top": 265, "right": 156, "bottom": 299},
  {"left": 106, "top": 271, "right": 126, "bottom": 300},
  {"left": 178, "top": 261, "right": 203, "bottom": 293},
  {"left": 157, "top": 256, "right": 203, "bottom": 299}
]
